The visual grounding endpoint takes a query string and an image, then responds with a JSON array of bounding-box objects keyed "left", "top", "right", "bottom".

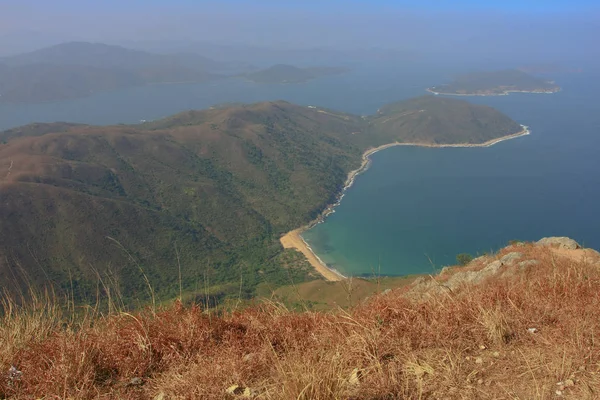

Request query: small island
[
  {"left": 427, "top": 69, "right": 560, "bottom": 96},
  {"left": 242, "top": 64, "right": 348, "bottom": 84}
]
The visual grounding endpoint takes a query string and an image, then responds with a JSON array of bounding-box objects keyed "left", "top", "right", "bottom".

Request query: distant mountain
[
  {"left": 242, "top": 64, "right": 348, "bottom": 83},
  {"left": 0, "top": 97, "right": 522, "bottom": 304},
  {"left": 128, "top": 41, "right": 419, "bottom": 65},
  {"left": 0, "top": 42, "right": 250, "bottom": 103},
  {"left": 1, "top": 42, "right": 228, "bottom": 72},
  {"left": 427, "top": 69, "right": 561, "bottom": 96}
]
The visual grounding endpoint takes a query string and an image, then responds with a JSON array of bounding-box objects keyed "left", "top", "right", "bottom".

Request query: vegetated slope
[
  {"left": 0, "top": 97, "right": 523, "bottom": 304},
  {"left": 0, "top": 101, "right": 364, "bottom": 303},
  {"left": 2, "top": 239, "right": 600, "bottom": 399},
  {"left": 428, "top": 69, "right": 561, "bottom": 95},
  {"left": 0, "top": 42, "right": 229, "bottom": 103},
  {"left": 365, "top": 95, "right": 523, "bottom": 146},
  {"left": 243, "top": 64, "right": 347, "bottom": 83}
]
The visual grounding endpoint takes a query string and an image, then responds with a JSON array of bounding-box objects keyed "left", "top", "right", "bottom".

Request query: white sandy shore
[
  {"left": 280, "top": 125, "right": 530, "bottom": 281},
  {"left": 426, "top": 88, "right": 560, "bottom": 96}
]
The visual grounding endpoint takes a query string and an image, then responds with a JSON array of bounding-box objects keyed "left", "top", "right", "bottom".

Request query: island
[
  {"left": 427, "top": 69, "right": 561, "bottom": 96},
  {"left": 242, "top": 64, "right": 348, "bottom": 84}
]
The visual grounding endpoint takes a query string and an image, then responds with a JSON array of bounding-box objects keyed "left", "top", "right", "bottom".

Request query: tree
[{"left": 456, "top": 253, "right": 474, "bottom": 266}]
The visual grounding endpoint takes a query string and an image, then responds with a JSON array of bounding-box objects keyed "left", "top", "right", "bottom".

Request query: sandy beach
[
  {"left": 426, "top": 88, "right": 560, "bottom": 96},
  {"left": 280, "top": 125, "right": 530, "bottom": 281}
]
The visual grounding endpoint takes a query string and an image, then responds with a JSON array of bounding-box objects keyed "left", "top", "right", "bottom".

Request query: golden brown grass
[{"left": 1, "top": 244, "right": 600, "bottom": 399}]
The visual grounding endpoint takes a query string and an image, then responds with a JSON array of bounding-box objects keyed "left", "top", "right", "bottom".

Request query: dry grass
[{"left": 1, "top": 245, "right": 600, "bottom": 399}]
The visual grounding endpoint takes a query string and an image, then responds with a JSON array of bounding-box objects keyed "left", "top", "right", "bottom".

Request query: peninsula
[
  {"left": 0, "top": 96, "right": 525, "bottom": 301},
  {"left": 242, "top": 64, "right": 348, "bottom": 84},
  {"left": 427, "top": 69, "right": 561, "bottom": 96}
]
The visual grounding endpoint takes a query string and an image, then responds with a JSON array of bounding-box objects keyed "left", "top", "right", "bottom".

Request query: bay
[
  {"left": 1, "top": 61, "right": 597, "bottom": 278},
  {"left": 303, "top": 72, "right": 600, "bottom": 276}
]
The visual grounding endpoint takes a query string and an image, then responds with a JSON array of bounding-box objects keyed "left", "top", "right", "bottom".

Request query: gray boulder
[
  {"left": 518, "top": 260, "right": 540, "bottom": 268},
  {"left": 500, "top": 252, "right": 523, "bottom": 265},
  {"left": 536, "top": 237, "right": 580, "bottom": 250}
]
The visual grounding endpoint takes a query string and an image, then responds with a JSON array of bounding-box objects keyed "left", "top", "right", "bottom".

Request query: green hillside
[
  {"left": 428, "top": 69, "right": 561, "bottom": 95},
  {"left": 0, "top": 97, "right": 523, "bottom": 305},
  {"left": 366, "top": 95, "right": 523, "bottom": 146}
]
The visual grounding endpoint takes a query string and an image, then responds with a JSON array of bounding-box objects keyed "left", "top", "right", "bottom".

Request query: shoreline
[
  {"left": 279, "top": 125, "right": 531, "bottom": 281},
  {"left": 426, "top": 88, "right": 561, "bottom": 96}
]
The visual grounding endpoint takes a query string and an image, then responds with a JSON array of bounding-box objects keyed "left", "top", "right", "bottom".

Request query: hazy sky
[{"left": 1, "top": 0, "right": 599, "bottom": 63}]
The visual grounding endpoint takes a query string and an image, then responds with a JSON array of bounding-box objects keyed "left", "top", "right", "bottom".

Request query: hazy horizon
[{"left": 1, "top": 0, "right": 599, "bottom": 67}]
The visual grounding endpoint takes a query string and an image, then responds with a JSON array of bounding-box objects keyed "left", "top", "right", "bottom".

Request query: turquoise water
[
  {"left": 303, "top": 72, "right": 600, "bottom": 276},
  {"left": 1, "top": 63, "right": 598, "bottom": 277}
]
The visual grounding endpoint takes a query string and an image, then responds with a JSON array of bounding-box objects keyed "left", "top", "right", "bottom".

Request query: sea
[{"left": 1, "top": 61, "right": 598, "bottom": 277}]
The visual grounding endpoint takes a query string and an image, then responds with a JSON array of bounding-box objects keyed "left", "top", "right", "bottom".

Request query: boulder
[
  {"left": 536, "top": 237, "right": 580, "bottom": 250},
  {"left": 500, "top": 252, "right": 523, "bottom": 265},
  {"left": 517, "top": 260, "right": 540, "bottom": 268}
]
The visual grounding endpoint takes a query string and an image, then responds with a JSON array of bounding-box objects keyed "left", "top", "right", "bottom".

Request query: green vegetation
[
  {"left": 242, "top": 64, "right": 348, "bottom": 83},
  {"left": 428, "top": 69, "right": 561, "bottom": 95},
  {"left": 0, "top": 97, "right": 523, "bottom": 306},
  {"left": 365, "top": 95, "right": 523, "bottom": 146},
  {"left": 456, "top": 253, "right": 474, "bottom": 266}
]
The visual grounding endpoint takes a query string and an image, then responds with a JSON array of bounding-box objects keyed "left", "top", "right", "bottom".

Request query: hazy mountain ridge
[
  {"left": 0, "top": 42, "right": 249, "bottom": 103},
  {"left": 0, "top": 97, "right": 523, "bottom": 304}
]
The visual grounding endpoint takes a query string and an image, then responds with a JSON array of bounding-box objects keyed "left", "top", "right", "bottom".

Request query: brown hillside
[{"left": 1, "top": 239, "right": 600, "bottom": 399}]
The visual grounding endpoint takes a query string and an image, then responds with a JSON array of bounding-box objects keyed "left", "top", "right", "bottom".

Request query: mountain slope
[
  {"left": 0, "top": 98, "right": 523, "bottom": 304},
  {"left": 428, "top": 69, "right": 561, "bottom": 95},
  {"left": 0, "top": 101, "right": 364, "bottom": 302},
  {"left": 0, "top": 42, "right": 232, "bottom": 103},
  {"left": 0, "top": 42, "right": 224, "bottom": 72},
  {"left": 2, "top": 238, "right": 599, "bottom": 398},
  {"left": 366, "top": 95, "right": 523, "bottom": 146}
]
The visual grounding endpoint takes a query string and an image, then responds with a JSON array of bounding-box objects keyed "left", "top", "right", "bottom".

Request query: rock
[
  {"left": 349, "top": 368, "right": 362, "bottom": 385},
  {"left": 527, "top": 328, "right": 537, "bottom": 333},
  {"left": 477, "top": 379, "right": 484, "bottom": 385},
  {"left": 536, "top": 237, "right": 580, "bottom": 250},
  {"left": 517, "top": 260, "right": 540, "bottom": 268},
  {"left": 475, "top": 357, "right": 483, "bottom": 364},
  {"left": 411, "top": 276, "right": 426, "bottom": 286},
  {"left": 445, "top": 270, "right": 479, "bottom": 290},
  {"left": 382, "top": 289, "right": 392, "bottom": 295},
  {"left": 481, "top": 260, "right": 503, "bottom": 275},
  {"left": 493, "top": 352, "right": 500, "bottom": 358},
  {"left": 500, "top": 252, "right": 523, "bottom": 265},
  {"left": 226, "top": 385, "right": 244, "bottom": 395},
  {"left": 154, "top": 393, "right": 166, "bottom": 400},
  {"left": 128, "top": 377, "right": 143, "bottom": 387},
  {"left": 565, "top": 379, "right": 575, "bottom": 387},
  {"left": 226, "top": 385, "right": 254, "bottom": 398}
]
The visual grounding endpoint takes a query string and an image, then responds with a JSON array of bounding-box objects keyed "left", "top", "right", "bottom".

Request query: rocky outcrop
[
  {"left": 536, "top": 237, "right": 580, "bottom": 250},
  {"left": 407, "top": 237, "right": 598, "bottom": 300}
]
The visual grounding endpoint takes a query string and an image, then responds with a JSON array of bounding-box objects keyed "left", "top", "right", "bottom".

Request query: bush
[{"left": 456, "top": 253, "right": 474, "bottom": 266}]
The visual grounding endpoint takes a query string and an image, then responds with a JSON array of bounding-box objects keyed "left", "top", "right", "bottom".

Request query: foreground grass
[{"left": 2, "top": 244, "right": 600, "bottom": 399}]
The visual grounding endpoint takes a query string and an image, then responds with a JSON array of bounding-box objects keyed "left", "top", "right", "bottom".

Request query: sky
[{"left": 0, "top": 0, "right": 598, "bottom": 63}]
